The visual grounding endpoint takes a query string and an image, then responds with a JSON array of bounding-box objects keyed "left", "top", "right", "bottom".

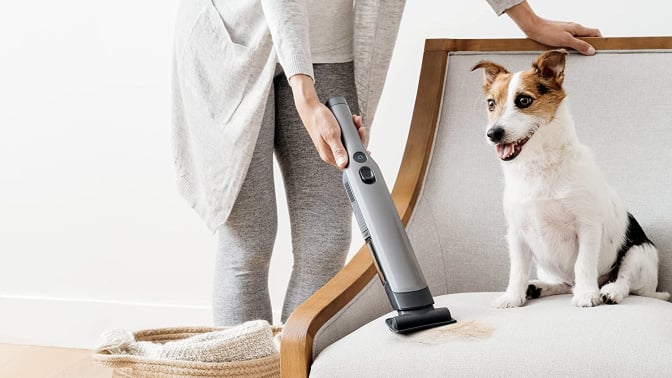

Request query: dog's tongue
[{"left": 496, "top": 143, "right": 513, "bottom": 160}]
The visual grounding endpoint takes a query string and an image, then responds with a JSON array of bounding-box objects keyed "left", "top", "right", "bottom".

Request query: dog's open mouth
[{"left": 496, "top": 136, "right": 530, "bottom": 161}]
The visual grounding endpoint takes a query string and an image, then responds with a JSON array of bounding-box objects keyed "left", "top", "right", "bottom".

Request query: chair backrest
[{"left": 402, "top": 38, "right": 672, "bottom": 296}]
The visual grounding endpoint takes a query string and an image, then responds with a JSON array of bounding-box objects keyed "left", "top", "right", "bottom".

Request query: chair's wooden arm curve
[{"left": 280, "top": 245, "right": 377, "bottom": 377}]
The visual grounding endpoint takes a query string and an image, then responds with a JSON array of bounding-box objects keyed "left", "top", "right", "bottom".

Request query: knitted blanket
[{"left": 95, "top": 320, "right": 279, "bottom": 363}]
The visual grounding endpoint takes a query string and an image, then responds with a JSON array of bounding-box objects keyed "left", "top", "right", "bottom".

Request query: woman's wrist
[
  {"left": 505, "top": 1, "right": 542, "bottom": 38},
  {"left": 289, "top": 74, "right": 320, "bottom": 109}
]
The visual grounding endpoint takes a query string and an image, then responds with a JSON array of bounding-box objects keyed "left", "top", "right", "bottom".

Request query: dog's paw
[
  {"left": 493, "top": 292, "right": 526, "bottom": 309},
  {"left": 572, "top": 290, "right": 602, "bottom": 307},
  {"left": 599, "top": 283, "right": 626, "bottom": 304}
]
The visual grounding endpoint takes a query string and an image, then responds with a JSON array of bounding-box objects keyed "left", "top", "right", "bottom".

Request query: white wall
[{"left": 1, "top": 0, "right": 670, "bottom": 349}]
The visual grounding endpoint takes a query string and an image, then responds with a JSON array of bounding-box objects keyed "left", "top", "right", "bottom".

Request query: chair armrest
[{"left": 281, "top": 245, "right": 377, "bottom": 378}]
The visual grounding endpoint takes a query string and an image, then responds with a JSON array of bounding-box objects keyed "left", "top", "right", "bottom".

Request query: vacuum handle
[{"left": 326, "top": 97, "right": 365, "bottom": 163}]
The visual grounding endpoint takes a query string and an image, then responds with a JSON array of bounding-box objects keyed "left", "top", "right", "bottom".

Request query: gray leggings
[{"left": 213, "top": 63, "right": 359, "bottom": 326}]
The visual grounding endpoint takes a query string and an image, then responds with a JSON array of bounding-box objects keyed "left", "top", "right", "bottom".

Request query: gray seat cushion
[{"left": 310, "top": 293, "right": 672, "bottom": 377}]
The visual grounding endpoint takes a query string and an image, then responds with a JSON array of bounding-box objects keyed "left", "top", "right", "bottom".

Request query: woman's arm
[
  {"left": 260, "top": 0, "right": 313, "bottom": 80},
  {"left": 260, "top": 0, "right": 364, "bottom": 169}
]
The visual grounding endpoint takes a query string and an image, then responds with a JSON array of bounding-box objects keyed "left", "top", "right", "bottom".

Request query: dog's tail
[{"left": 649, "top": 291, "right": 671, "bottom": 301}]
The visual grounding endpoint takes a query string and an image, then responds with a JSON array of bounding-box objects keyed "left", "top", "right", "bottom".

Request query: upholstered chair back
[{"left": 405, "top": 50, "right": 672, "bottom": 296}]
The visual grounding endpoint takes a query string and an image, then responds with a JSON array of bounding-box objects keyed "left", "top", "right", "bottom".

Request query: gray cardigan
[{"left": 172, "top": 0, "right": 522, "bottom": 232}]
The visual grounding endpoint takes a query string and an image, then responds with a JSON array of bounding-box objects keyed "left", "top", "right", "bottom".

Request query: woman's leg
[
  {"left": 213, "top": 84, "right": 277, "bottom": 326},
  {"left": 274, "top": 62, "right": 359, "bottom": 322}
]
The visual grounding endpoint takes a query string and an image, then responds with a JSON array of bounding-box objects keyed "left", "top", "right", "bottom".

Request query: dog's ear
[
  {"left": 471, "top": 61, "right": 509, "bottom": 91},
  {"left": 532, "top": 49, "right": 567, "bottom": 87}
]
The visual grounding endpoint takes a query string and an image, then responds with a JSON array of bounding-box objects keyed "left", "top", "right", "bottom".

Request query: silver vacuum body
[{"left": 326, "top": 97, "right": 456, "bottom": 333}]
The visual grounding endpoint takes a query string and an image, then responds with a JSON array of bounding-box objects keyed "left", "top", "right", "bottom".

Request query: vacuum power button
[
  {"left": 359, "top": 166, "right": 376, "bottom": 184},
  {"left": 353, "top": 151, "right": 367, "bottom": 163}
]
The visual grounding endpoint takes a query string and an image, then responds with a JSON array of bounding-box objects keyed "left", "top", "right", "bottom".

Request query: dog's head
[{"left": 471, "top": 50, "right": 568, "bottom": 161}]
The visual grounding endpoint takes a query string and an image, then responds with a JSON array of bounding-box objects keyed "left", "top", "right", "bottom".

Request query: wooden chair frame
[{"left": 280, "top": 37, "right": 672, "bottom": 378}]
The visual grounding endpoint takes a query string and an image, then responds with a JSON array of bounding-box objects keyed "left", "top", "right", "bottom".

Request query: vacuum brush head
[{"left": 385, "top": 307, "right": 456, "bottom": 334}]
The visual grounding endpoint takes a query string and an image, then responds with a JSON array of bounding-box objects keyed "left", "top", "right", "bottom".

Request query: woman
[{"left": 172, "top": 0, "right": 600, "bottom": 326}]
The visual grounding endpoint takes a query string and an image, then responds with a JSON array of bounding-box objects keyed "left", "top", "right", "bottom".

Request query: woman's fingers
[
  {"left": 569, "top": 23, "right": 602, "bottom": 38},
  {"left": 564, "top": 33, "right": 597, "bottom": 56},
  {"left": 352, "top": 114, "right": 367, "bottom": 145},
  {"left": 563, "top": 22, "right": 602, "bottom": 55},
  {"left": 530, "top": 20, "right": 599, "bottom": 55},
  {"left": 322, "top": 128, "right": 348, "bottom": 168}
]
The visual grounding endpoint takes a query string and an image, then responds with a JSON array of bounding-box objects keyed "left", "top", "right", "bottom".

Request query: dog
[{"left": 472, "top": 50, "right": 670, "bottom": 308}]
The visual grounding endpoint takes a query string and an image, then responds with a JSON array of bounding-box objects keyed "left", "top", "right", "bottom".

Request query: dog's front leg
[
  {"left": 494, "top": 229, "right": 532, "bottom": 308},
  {"left": 572, "top": 222, "right": 603, "bottom": 307}
]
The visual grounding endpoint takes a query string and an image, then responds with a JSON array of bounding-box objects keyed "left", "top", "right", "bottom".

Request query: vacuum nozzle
[{"left": 386, "top": 307, "right": 456, "bottom": 334}]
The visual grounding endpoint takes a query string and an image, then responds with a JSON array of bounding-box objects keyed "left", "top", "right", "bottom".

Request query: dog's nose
[{"left": 487, "top": 127, "right": 505, "bottom": 143}]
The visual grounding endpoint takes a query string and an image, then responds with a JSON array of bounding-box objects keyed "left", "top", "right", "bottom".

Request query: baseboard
[{"left": 0, "top": 295, "right": 214, "bottom": 349}]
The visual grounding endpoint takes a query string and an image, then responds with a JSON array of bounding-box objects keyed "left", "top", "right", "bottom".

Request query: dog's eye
[
  {"left": 487, "top": 99, "right": 496, "bottom": 111},
  {"left": 515, "top": 95, "right": 533, "bottom": 109}
]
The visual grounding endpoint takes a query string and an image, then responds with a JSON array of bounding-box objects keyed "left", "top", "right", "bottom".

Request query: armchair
[{"left": 282, "top": 37, "right": 672, "bottom": 377}]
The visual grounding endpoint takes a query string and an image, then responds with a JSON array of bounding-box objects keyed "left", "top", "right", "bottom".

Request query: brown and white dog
[{"left": 472, "top": 50, "right": 669, "bottom": 308}]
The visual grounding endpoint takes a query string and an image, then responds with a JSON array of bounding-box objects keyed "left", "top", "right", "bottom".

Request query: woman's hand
[
  {"left": 289, "top": 74, "right": 365, "bottom": 169},
  {"left": 507, "top": 1, "right": 602, "bottom": 56}
]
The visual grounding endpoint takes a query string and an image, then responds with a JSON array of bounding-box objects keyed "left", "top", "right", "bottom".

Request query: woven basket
[{"left": 92, "top": 326, "right": 281, "bottom": 378}]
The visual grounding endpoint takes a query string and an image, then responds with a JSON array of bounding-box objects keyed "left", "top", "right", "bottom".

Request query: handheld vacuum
[{"left": 326, "top": 97, "right": 456, "bottom": 334}]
